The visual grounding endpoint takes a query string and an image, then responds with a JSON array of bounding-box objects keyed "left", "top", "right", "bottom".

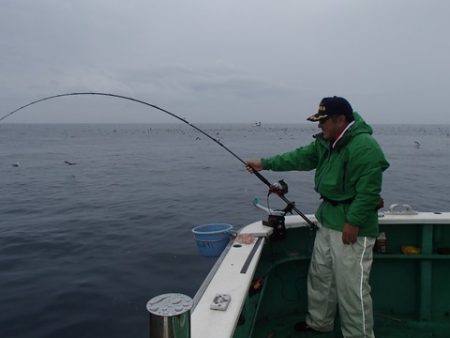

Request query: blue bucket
[{"left": 192, "top": 223, "right": 233, "bottom": 257}]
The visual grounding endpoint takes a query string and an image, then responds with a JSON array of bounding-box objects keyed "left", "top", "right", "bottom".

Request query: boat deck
[
  {"left": 192, "top": 213, "right": 450, "bottom": 338},
  {"left": 253, "top": 312, "right": 449, "bottom": 337}
]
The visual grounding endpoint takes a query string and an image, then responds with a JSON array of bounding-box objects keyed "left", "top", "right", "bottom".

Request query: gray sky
[{"left": 1, "top": 0, "right": 449, "bottom": 124}]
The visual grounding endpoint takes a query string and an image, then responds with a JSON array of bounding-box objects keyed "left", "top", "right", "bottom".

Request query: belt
[{"left": 320, "top": 195, "right": 354, "bottom": 206}]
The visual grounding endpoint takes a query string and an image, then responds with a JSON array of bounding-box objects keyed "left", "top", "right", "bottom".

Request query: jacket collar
[{"left": 332, "top": 121, "right": 355, "bottom": 149}]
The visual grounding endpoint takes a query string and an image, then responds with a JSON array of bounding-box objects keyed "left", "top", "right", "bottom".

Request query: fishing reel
[
  {"left": 268, "top": 179, "right": 289, "bottom": 197},
  {"left": 253, "top": 175, "right": 317, "bottom": 239},
  {"left": 251, "top": 179, "right": 292, "bottom": 241}
]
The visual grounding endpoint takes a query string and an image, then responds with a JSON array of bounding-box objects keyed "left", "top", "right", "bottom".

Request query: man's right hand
[{"left": 245, "top": 159, "right": 263, "bottom": 173}]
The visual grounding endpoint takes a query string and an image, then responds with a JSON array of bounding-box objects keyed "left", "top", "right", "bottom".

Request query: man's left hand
[{"left": 342, "top": 223, "right": 359, "bottom": 244}]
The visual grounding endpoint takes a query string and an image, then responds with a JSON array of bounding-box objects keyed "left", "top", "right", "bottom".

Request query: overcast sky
[{"left": 1, "top": 0, "right": 449, "bottom": 124}]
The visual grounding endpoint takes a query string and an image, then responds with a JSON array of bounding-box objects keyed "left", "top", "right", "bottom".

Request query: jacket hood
[
  {"left": 348, "top": 112, "right": 373, "bottom": 137},
  {"left": 335, "top": 112, "right": 373, "bottom": 148}
]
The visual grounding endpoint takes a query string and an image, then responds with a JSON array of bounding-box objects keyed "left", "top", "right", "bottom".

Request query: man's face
[{"left": 318, "top": 116, "right": 346, "bottom": 141}]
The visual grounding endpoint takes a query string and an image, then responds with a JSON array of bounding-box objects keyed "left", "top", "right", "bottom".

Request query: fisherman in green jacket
[{"left": 246, "top": 96, "right": 389, "bottom": 338}]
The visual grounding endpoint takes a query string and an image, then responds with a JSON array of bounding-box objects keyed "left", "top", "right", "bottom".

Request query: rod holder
[{"left": 147, "top": 293, "right": 192, "bottom": 338}]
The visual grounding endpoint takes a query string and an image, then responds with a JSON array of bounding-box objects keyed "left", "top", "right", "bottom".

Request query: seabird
[{"left": 64, "top": 160, "right": 76, "bottom": 165}]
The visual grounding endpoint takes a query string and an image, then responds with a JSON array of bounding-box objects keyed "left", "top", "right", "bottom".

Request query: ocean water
[{"left": 1, "top": 123, "right": 449, "bottom": 338}]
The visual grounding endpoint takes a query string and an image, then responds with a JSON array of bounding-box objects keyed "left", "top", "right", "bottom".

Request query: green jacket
[{"left": 261, "top": 112, "right": 389, "bottom": 238}]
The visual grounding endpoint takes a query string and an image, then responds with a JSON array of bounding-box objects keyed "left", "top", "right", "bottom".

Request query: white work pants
[{"left": 306, "top": 225, "right": 376, "bottom": 338}]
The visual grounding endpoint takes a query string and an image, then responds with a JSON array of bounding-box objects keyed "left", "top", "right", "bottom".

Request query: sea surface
[{"left": 1, "top": 123, "right": 450, "bottom": 338}]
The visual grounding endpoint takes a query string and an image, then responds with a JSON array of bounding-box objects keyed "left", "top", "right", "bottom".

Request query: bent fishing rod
[{"left": 1, "top": 92, "right": 316, "bottom": 228}]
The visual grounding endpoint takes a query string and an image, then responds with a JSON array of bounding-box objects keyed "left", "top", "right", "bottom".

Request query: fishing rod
[{"left": 1, "top": 92, "right": 316, "bottom": 229}]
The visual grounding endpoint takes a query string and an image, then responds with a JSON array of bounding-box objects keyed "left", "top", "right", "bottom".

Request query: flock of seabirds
[{"left": 9, "top": 139, "right": 423, "bottom": 169}]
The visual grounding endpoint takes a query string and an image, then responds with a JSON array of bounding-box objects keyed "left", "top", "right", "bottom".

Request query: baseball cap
[{"left": 307, "top": 96, "right": 353, "bottom": 122}]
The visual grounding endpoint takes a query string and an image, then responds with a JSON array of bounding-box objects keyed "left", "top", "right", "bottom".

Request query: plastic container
[
  {"left": 192, "top": 223, "right": 233, "bottom": 257},
  {"left": 375, "top": 232, "right": 387, "bottom": 253}
]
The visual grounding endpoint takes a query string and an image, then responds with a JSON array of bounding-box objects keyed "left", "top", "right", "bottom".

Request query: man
[{"left": 246, "top": 96, "right": 389, "bottom": 338}]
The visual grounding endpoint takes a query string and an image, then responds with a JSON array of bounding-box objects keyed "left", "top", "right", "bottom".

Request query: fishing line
[{"left": 1, "top": 92, "right": 316, "bottom": 228}]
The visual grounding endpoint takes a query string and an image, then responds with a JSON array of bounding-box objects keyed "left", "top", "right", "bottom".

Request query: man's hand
[
  {"left": 245, "top": 159, "right": 263, "bottom": 173},
  {"left": 342, "top": 223, "right": 359, "bottom": 244}
]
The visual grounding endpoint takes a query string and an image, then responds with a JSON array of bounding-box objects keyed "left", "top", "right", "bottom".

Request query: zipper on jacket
[
  {"left": 316, "top": 143, "right": 333, "bottom": 193},
  {"left": 327, "top": 144, "right": 332, "bottom": 160},
  {"left": 342, "top": 161, "right": 348, "bottom": 192}
]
